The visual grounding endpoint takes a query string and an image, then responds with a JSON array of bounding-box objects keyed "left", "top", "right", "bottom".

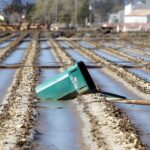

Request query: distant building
[
  {"left": 0, "top": 15, "right": 5, "bottom": 21},
  {"left": 108, "top": 10, "right": 124, "bottom": 24},
  {"left": 109, "top": 0, "right": 150, "bottom": 24},
  {"left": 124, "top": 2, "right": 132, "bottom": 15},
  {"left": 108, "top": 0, "right": 150, "bottom": 31},
  {"left": 124, "top": 0, "right": 150, "bottom": 23},
  {"left": 133, "top": 0, "right": 150, "bottom": 9},
  {"left": 124, "top": 9, "right": 150, "bottom": 23}
]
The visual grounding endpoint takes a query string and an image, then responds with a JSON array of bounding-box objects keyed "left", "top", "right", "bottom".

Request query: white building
[
  {"left": 124, "top": 9, "right": 150, "bottom": 23},
  {"left": 0, "top": 15, "right": 5, "bottom": 21},
  {"left": 124, "top": 0, "right": 150, "bottom": 23},
  {"left": 108, "top": 10, "right": 124, "bottom": 24},
  {"left": 124, "top": 3, "right": 132, "bottom": 15}
]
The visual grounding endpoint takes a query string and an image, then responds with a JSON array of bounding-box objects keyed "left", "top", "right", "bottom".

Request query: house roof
[{"left": 126, "top": 9, "right": 150, "bottom": 16}]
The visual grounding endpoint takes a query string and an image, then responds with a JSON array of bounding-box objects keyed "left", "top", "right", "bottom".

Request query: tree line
[{"left": 4, "top": 0, "right": 124, "bottom": 25}]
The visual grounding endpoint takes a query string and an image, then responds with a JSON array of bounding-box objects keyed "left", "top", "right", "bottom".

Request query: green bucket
[{"left": 35, "top": 61, "right": 96, "bottom": 100}]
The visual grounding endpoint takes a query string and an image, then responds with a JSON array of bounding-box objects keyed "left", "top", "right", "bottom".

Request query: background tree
[
  {"left": 28, "top": 0, "right": 124, "bottom": 24},
  {"left": 77, "top": 0, "right": 90, "bottom": 25},
  {"left": 93, "top": 0, "right": 123, "bottom": 22},
  {"left": 4, "top": 1, "right": 24, "bottom": 14},
  {"left": 26, "top": 3, "right": 36, "bottom": 22}
]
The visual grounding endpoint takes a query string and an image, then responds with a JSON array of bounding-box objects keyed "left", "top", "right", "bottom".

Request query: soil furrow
[
  {"left": 0, "top": 32, "right": 39, "bottom": 150},
  {"left": 46, "top": 37, "right": 145, "bottom": 150},
  {"left": 0, "top": 32, "right": 28, "bottom": 62},
  {"left": 69, "top": 41, "right": 150, "bottom": 95}
]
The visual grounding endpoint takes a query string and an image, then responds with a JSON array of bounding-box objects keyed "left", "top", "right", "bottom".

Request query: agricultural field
[{"left": 0, "top": 31, "right": 150, "bottom": 150}]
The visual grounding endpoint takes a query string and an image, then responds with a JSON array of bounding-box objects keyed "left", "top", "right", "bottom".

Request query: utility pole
[
  {"left": 55, "top": 0, "right": 58, "bottom": 23},
  {"left": 44, "top": 0, "right": 47, "bottom": 25},
  {"left": 89, "top": 0, "right": 92, "bottom": 26},
  {"left": 75, "top": 0, "right": 78, "bottom": 25}
]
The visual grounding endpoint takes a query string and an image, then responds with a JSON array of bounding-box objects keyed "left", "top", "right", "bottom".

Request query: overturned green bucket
[{"left": 35, "top": 61, "right": 96, "bottom": 100}]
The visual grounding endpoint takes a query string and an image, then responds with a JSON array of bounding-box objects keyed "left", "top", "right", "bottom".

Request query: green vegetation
[
  {"left": 3, "top": 0, "right": 35, "bottom": 23},
  {"left": 30, "top": 0, "right": 123, "bottom": 25},
  {"left": 77, "top": 0, "right": 90, "bottom": 25},
  {"left": 30, "top": 0, "right": 92, "bottom": 25},
  {"left": 3, "top": 0, "right": 124, "bottom": 25},
  {"left": 4, "top": 2, "right": 24, "bottom": 14}
]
